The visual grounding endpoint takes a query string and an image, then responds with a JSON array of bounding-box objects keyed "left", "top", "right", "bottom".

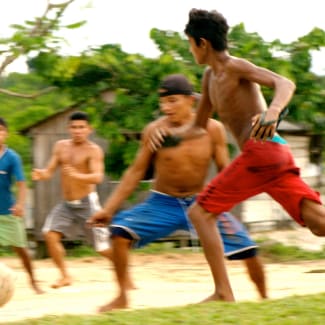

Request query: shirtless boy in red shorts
[{"left": 174, "top": 8, "right": 325, "bottom": 303}]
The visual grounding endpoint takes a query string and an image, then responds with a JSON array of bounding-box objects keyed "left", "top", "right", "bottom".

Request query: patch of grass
[
  {"left": 256, "top": 238, "right": 325, "bottom": 262},
  {"left": 7, "top": 292, "right": 325, "bottom": 324},
  {"left": 3, "top": 234, "right": 322, "bottom": 261},
  {"left": 0, "top": 246, "right": 14, "bottom": 256},
  {"left": 61, "top": 237, "right": 325, "bottom": 262},
  {"left": 64, "top": 241, "right": 98, "bottom": 258}
]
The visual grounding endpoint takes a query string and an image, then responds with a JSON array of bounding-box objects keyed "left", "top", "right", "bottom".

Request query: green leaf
[{"left": 64, "top": 20, "right": 87, "bottom": 29}]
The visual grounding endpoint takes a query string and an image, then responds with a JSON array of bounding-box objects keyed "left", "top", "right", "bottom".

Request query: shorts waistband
[
  {"left": 151, "top": 189, "right": 196, "bottom": 200},
  {"left": 65, "top": 192, "right": 98, "bottom": 205},
  {"left": 65, "top": 199, "right": 82, "bottom": 205}
]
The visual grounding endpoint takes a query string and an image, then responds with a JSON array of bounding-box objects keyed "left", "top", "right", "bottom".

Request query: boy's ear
[{"left": 199, "top": 38, "right": 208, "bottom": 48}]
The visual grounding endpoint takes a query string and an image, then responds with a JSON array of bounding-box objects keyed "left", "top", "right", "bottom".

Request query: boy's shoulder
[
  {"left": 5, "top": 147, "right": 19, "bottom": 157},
  {"left": 1, "top": 148, "right": 22, "bottom": 165},
  {"left": 145, "top": 116, "right": 167, "bottom": 130}
]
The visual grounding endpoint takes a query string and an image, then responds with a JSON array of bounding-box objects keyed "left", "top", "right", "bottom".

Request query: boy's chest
[
  {"left": 59, "top": 147, "right": 90, "bottom": 167},
  {"left": 0, "top": 157, "right": 12, "bottom": 175},
  {"left": 158, "top": 136, "right": 212, "bottom": 162}
]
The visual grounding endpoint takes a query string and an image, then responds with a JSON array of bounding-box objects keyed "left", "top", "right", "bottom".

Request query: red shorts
[{"left": 197, "top": 139, "right": 322, "bottom": 226}]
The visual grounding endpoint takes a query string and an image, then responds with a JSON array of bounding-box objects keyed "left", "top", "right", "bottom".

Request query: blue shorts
[{"left": 110, "top": 191, "right": 257, "bottom": 259}]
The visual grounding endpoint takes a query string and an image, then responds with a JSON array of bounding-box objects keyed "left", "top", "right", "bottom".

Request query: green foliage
[
  {"left": 0, "top": 72, "right": 71, "bottom": 177},
  {"left": 0, "top": 0, "right": 82, "bottom": 57},
  {"left": 1, "top": 15, "right": 325, "bottom": 178}
]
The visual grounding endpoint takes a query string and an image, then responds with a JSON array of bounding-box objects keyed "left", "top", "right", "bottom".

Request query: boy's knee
[
  {"left": 188, "top": 203, "right": 199, "bottom": 220},
  {"left": 309, "top": 226, "right": 325, "bottom": 237}
]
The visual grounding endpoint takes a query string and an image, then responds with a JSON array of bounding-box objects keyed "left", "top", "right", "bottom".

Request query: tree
[
  {"left": 0, "top": 0, "right": 84, "bottom": 98},
  {"left": 2, "top": 15, "right": 324, "bottom": 177}
]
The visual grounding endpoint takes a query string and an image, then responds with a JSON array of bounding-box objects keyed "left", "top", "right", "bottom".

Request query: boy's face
[
  {"left": 68, "top": 120, "right": 92, "bottom": 144},
  {"left": 0, "top": 125, "right": 8, "bottom": 146},
  {"left": 188, "top": 36, "right": 205, "bottom": 65},
  {"left": 159, "top": 94, "right": 194, "bottom": 125}
]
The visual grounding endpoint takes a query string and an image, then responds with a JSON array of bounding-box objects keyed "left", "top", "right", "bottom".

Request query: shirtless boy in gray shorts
[
  {"left": 32, "top": 111, "right": 110, "bottom": 288},
  {"left": 42, "top": 192, "right": 109, "bottom": 252}
]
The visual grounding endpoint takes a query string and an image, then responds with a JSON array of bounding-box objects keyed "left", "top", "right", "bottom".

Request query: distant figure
[
  {"left": 0, "top": 117, "right": 43, "bottom": 294},
  {"left": 88, "top": 74, "right": 267, "bottom": 312},
  {"left": 32, "top": 111, "right": 114, "bottom": 289}
]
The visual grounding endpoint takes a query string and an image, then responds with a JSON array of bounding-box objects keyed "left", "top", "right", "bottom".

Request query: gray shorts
[{"left": 42, "top": 192, "right": 109, "bottom": 251}]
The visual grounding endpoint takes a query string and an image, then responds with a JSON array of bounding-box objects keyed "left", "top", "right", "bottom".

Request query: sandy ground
[{"left": 0, "top": 228, "right": 324, "bottom": 323}]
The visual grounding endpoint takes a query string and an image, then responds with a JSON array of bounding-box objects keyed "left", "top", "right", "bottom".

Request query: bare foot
[
  {"left": 51, "top": 277, "right": 72, "bottom": 289},
  {"left": 200, "top": 293, "right": 235, "bottom": 303},
  {"left": 98, "top": 296, "right": 128, "bottom": 313},
  {"left": 31, "top": 281, "right": 45, "bottom": 294}
]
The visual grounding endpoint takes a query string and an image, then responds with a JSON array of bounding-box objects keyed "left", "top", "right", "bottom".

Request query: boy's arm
[
  {"left": 209, "top": 120, "right": 231, "bottom": 172},
  {"left": 10, "top": 154, "right": 26, "bottom": 217},
  {"left": 232, "top": 58, "right": 296, "bottom": 141},
  {"left": 87, "top": 126, "right": 154, "bottom": 225},
  {"left": 32, "top": 142, "right": 60, "bottom": 180},
  {"left": 10, "top": 181, "right": 26, "bottom": 217}
]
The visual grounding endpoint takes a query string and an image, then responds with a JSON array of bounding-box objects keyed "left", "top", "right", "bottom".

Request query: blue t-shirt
[{"left": 0, "top": 148, "right": 25, "bottom": 214}]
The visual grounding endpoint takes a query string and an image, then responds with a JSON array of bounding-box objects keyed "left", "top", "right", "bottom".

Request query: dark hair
[
  {"left": 184, "top": 8, "right": 229, "bottom": 51},
  {"left": 69, "top": 111, "right": 89, "bottom": 122},
  {"left": 0, "top": 117, "right": 8, "bottom": 129},
  {"left": 159, "top": 74, "right": 193, "bottom": 97}
]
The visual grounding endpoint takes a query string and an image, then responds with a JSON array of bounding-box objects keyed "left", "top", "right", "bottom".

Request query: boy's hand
[
  {"left": 10, "top": 203, "right": 24, "bottom": 217},
  {"left": 147, "top": 127, "right": 170, "bottom": 152},
  {"left": 32, "top": 168, "right": 45, "bottom": 181},
  {"left": 250, "top": 109, "right": 279, "bottom": 141},
  {"left": 86, "top": 209, "right": 112, "bottom": 228}
]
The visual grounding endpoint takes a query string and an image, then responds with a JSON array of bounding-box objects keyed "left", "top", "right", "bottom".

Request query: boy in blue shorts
[
  {"left": 0, "top": 117, "right": 43, "bottom": 294},
  {"left": 88, "top": 74, "right": 267, "bottom": 311}
]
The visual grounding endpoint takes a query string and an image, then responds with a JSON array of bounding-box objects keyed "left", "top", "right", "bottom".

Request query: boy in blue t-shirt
[{"left": 0, "top": 117, "right": 43, "bottom": 294}]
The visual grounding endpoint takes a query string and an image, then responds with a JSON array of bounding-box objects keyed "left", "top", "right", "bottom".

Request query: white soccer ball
[{"left": 0, "top": 262, "right": 15, "bottom": 307}]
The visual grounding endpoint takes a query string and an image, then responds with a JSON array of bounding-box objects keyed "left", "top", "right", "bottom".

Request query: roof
[{"left": 19, "top": 106, "right": 78, "bottom": 135}]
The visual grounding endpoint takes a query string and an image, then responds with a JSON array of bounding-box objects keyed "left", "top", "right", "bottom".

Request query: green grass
[
  {"left": 2, "top": 236, "right": 324, "bottom": 325},
  {"left": 256, "top": 238, "right": 325, "bottom": 262},
  {"left": 63, "top": 238, "right": 325, "bottom": 262},
  {"left": 5, "top": 293, "right": 325, "bottom": 324},
  {"left": 0, "top": 246, "right": 15, "bottom": 256},
  {"left": 2, "top": 238, "right": 324, "bottom": 262}
]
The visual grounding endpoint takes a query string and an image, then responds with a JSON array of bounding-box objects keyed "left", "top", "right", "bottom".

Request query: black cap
[{"left": 159, "top": 74, "right": 193, "bottom": 97}]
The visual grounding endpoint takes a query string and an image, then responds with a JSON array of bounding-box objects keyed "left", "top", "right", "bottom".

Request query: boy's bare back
[{"left": 203, "top": 56, "right": 293, "bottom": 149}]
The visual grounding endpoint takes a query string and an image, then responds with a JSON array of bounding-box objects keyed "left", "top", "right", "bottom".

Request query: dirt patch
[{"left": 1, "top": 228, "right": 325, "bottom": 323}]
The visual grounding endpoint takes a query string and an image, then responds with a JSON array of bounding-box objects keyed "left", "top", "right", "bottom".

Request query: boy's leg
[
  {"left": 2, "top": 215, "right": 44, "bottom": 294},
  {"left": 13, "top": 246, "right": 44, "bottom": 294},
  {"left": 217, "top": 211, "right": 267, "bottom": 299},
  {"left": 243, "top": 255, "right": 267, "bottom": 299},
  {"left": 301, "top": 199, "right": 325, "bottom": 236},
  {"left": 98, "top": 235, "right": 132, "bottom": 312},
  {"left": 44, "top": 230, "right": 72, "bottom": 288},
  {"left": 98, "top": 246, "right": 136, "bottom": 290},
  {"left": 188, "top": 203, "right": 235, "bottom": 302}
]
